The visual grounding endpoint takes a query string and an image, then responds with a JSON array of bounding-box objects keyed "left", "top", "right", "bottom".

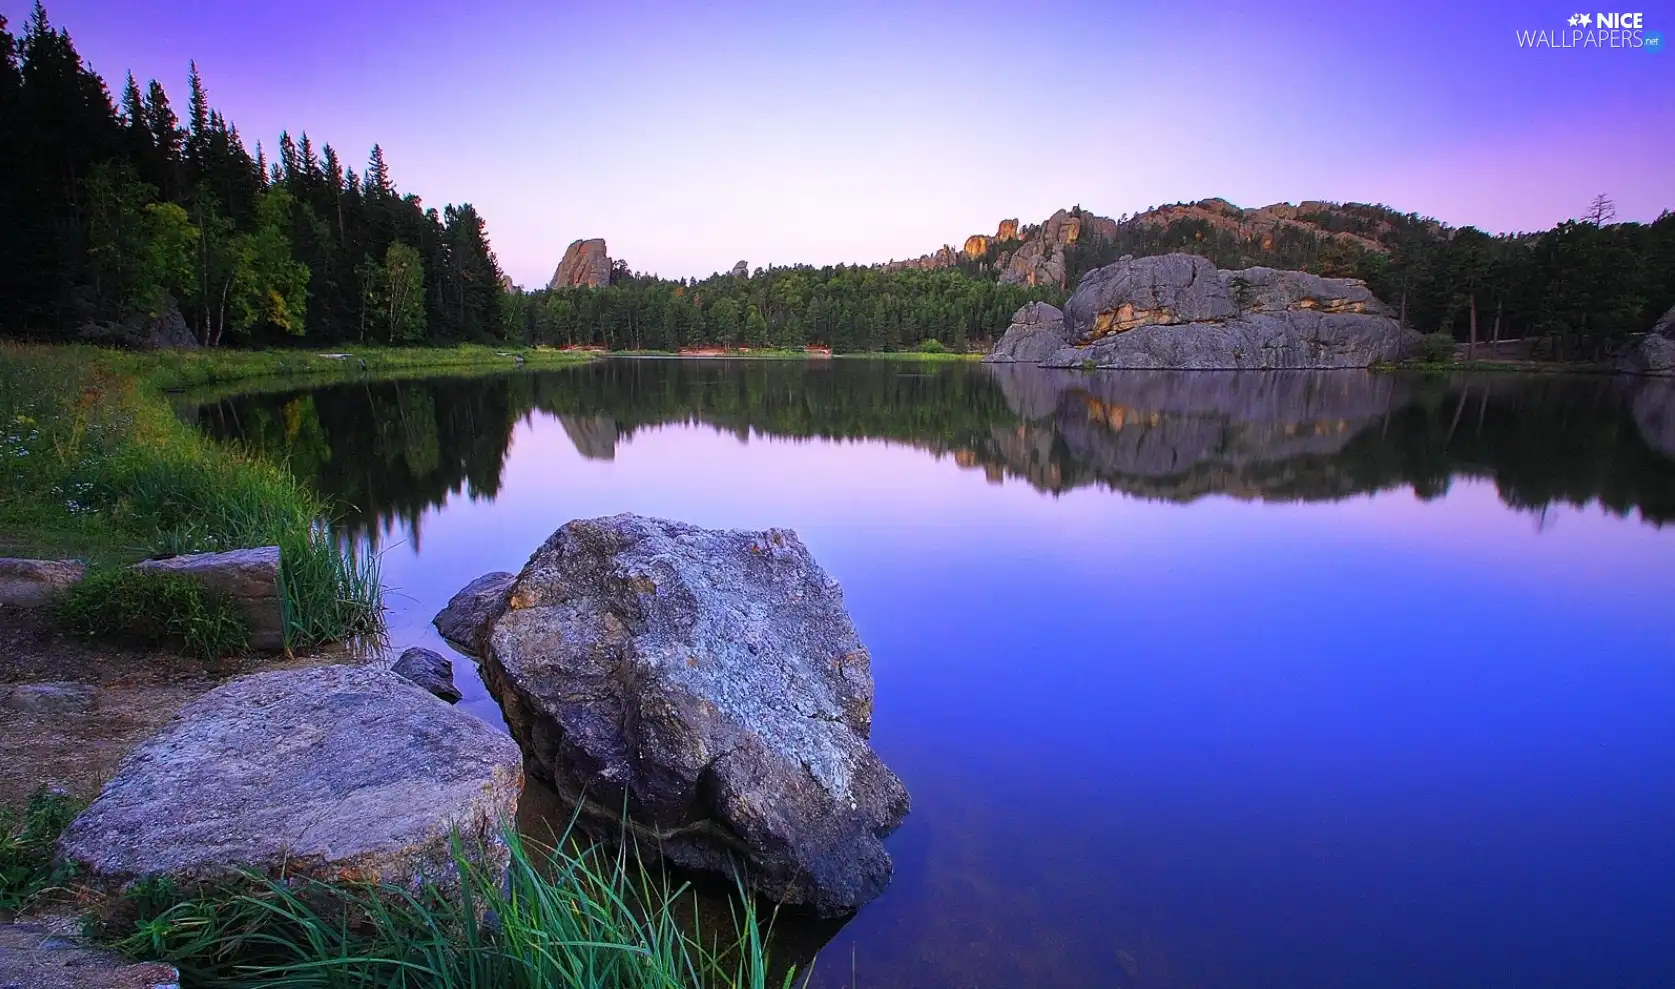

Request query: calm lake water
[{"left": 191, "top": 359, "right": 1675, "bottom": 989}]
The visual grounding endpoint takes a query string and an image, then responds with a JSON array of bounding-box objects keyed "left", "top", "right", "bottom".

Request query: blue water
[{"left": 197, "top": 361, "right": 1675, "bottom": 988}]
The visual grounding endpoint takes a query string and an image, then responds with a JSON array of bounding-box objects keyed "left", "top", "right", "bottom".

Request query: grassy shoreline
[{"left": 0, "top": 343, "right": 386, "bottom": 650}]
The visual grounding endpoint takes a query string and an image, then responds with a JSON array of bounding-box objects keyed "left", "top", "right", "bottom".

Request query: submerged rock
[
  {"left": 56, "top": 666, "right": 522, "bottom": 891},
  {"left": 433, "top": 571, "right": 515, "bottom": 654},
  {"left": 985, "top": 253, "right": 1417, "bottom": 370},
  {"left": 444, "top": 513, "right": 910, "bottom": 916},
  {"left": 392, "top": 646, "right": 462, "bottom": 703}
]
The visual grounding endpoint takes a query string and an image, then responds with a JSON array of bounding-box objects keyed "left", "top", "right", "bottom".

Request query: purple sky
[{"left": 22, "top": 0, "right": 1675, "bottom": 285}]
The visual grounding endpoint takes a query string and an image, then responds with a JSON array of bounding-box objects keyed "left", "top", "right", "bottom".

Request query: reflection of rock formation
[
  {"left": 979, "top": 364, "right": 1409, "bottom": 498},
  {"left": 1632, "top": 377, "right": 1675, "bottom": 458},
  {"left": 558, "top": 414, "right": 620, "bottom": 460}
]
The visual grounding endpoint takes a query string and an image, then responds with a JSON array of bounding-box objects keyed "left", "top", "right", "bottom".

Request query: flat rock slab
[
  {"left": 0, "top": 559, "right": 85, "bottom": 608},
  {"left": 455, "top": 514, "right": 909, "bottom": 917},
  {"left": 132, "top": 547, "right": 284, "bottom": 651},
  {"left": 0, "top": 922, "right": 178, "bottom": 989},
  {"left": 56, "top": 665, "right": 523, "bottom": 891},
  {"left": 2, "top": 682, "right": 97, "bottom": 714}
]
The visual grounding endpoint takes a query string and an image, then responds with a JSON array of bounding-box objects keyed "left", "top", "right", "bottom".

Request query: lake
[{"left": 190, "top": 359, "right": 1675, "bottom": 989}]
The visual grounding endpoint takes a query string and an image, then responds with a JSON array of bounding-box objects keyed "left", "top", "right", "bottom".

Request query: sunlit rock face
[
  {"left": 548, "top": 238, "right": 611, "bottom": 289},
  {"left": 986, "top": 254, "right": 1416, "bottom": 370}
]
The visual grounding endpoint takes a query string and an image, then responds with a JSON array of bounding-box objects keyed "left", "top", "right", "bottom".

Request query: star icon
[
  {"left": 1579, "top": 12, "right": 1592, "bottom": 26},
  {"left": 1568, "top": 13, "right": 1581, "bottom": 25}
]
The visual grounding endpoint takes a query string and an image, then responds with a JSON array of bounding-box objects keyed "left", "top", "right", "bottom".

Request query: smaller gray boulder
[
  {"left": 132, "top": 547, "right": 284, "bottom": 650},
  {"left": 392, "top": 646, "right": 462, "bottom": 703},
  {"left": 433, "top": 571, "right": 515, "bottom": 655},
  {"left": 983, "top": 302, "right": 1073, "bottom": 364},
  {"left": 56, "top": 665, "right": 523, "bottom": 892},
  {"left": 0, "top": 922, "right": 180, "bottom": 989},
  {"left": 3, "top": 681, "right": 97, "bottom": 714},
  {"left": 0, "top": 558, "right": 86, "bottom": 607}
]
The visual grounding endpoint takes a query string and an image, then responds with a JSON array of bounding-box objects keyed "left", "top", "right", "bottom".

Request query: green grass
[
  {"left": 59, "top": 567, "right": 249, "bottom": 661},
  {"left": 121, "top": 344, "right": 596, "bottom": 394},
  {"left": 103, "top": 823, "right": 799, "bottom": 989},
  {"left": 1, "top": 343, "right": 383, "bottom": 648},
  {"left": 0, "top": 788, "right": 83, "bottom": 913}
]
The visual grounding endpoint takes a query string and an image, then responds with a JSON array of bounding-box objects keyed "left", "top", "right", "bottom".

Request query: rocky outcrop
[
  {"left": 986, "top": 254, "right": 1415, "bottom": 370},
  {"left": 548, "top": 238, "right": 611, "bottom": 289},
  {"left": 77, "top": 298, "right": 198, "bottom": 350},
  {"left": 56, "top": 665, "right": 522, "bottom": 892},
  {"left": 392, "top": 646, "right": 462, "bottom": 703},
  {"left": 984, "top": 302, "right": 1073, "bottom": 363},
  {"left": 1618, "top": 303, "right": 1675, "bottom": 374},
  {"left": 443, "top": 514, "right": 909, "bottom": 916},
  {"left": 133, "top": 547, "right": 284, "bottom": 651},
  {"left": 0, "top": 558, "right": 85, "bottom": 607},
  {"left": 730, "top": 260, "right": 750, "bottom": 278},
  {"left": 0, "top": 921, "right": 180, "bottom": 989},
  {"left": 433, "top": 571, "right": 515, "bottom": 653}
]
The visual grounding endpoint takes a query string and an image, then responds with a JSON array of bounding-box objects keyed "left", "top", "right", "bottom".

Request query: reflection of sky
[
  {"left": 380, "top": 417, "right": 1675, "bottom": 989},
  {"left": 42, "top": 0, "right": 1675, "bottom": 284}
]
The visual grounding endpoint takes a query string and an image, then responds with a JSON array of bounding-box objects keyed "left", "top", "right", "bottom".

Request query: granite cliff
[
  {"left": 883, "top": 200, "right": 1415, "bottom": 290},
  {"left": 985, "top": 254, "right": 1416, "bottom": 370},
  {"left": 549, "top": 238, "right": 612, "bottom": 289}
]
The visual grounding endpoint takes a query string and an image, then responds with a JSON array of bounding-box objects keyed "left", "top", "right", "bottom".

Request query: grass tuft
[
  {"left": 0, "top": 787, "right": 83, "bottom": 912},
  {"left": 102, "top": 823, "right": 800, "bottom": 989},
  {"left": 58, "top": 567, "right": 249, "bottom": 661}
]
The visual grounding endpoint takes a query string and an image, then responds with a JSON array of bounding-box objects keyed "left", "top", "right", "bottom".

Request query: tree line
[
  {"left": 0, "top": 4, "right": 506, "bottom": 346},
  {"left": 503, "top": 265, "right": 1053, "bottom": 353}
]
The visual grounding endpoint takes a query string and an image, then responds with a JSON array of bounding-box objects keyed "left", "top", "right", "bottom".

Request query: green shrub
[
  {"left": 59, "top": 567, "right": 249, "bottom": 660},
  {"left": 1414, "top": 332, "right": 1458, "bottom": 364},
  {"left": 0, "top": 788, "right": 82, "bottom": 912},
  {"left": 915, "top": 338, "right": 949, "bottom": 354},
  {"left": 106, "top": 825, "right": 796, "bottom": 989}
]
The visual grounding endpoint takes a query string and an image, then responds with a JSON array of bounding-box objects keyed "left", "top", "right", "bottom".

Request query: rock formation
[
  {"left": 548, "top": 238, "right": 612, "bottom": 289},
  {"left": 984, "top": 254, "right": 1416, "bottom": 370},
  {"left": 57, "top": 665, "right": 523, "bottom": 891},
  {"left": 1618, "top": 303, "right": 1675, "bottom": 374},
  {"left": 440, "top": 513, "right": 910, "bottom": 916},
  {"left": 77, "top": 298, "right": 198, "bottom": 350},
  {"left": 731, "top": 260, "right": 750, "bottom": 278}
]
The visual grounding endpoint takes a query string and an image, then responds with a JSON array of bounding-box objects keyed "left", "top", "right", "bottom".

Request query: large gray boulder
[
  {"left": 132, "top": 547, "right": 284, "bottom": 650},
  {"left": 76, "top": 298, "right": 198, "bottom": 350},
  {"left": 56, "top": 666, "right": 522, "bottom": 891},
  {"left": 444, "top": 514, "right": 909, "bottom": 917},
  {"left": 983, "top": 302, "right": 1073, "bottom": 363},
  {"left": 987, "top": 254, "right": 1417, "bottom": 370}
]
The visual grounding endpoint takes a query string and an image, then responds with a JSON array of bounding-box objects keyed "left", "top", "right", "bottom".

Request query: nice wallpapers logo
[{"left": 1515, "top": 11, "right": 1662, "bottom": 49}]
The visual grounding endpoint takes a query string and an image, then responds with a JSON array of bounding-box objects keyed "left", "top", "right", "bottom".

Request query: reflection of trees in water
[{"left": 190, "top": 360, "right": 1675, "bottom": 539}]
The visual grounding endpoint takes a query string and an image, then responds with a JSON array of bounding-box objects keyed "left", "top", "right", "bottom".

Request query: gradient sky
[{"left": 22, "top": 0, "right": 1675, "bottom": 285}]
